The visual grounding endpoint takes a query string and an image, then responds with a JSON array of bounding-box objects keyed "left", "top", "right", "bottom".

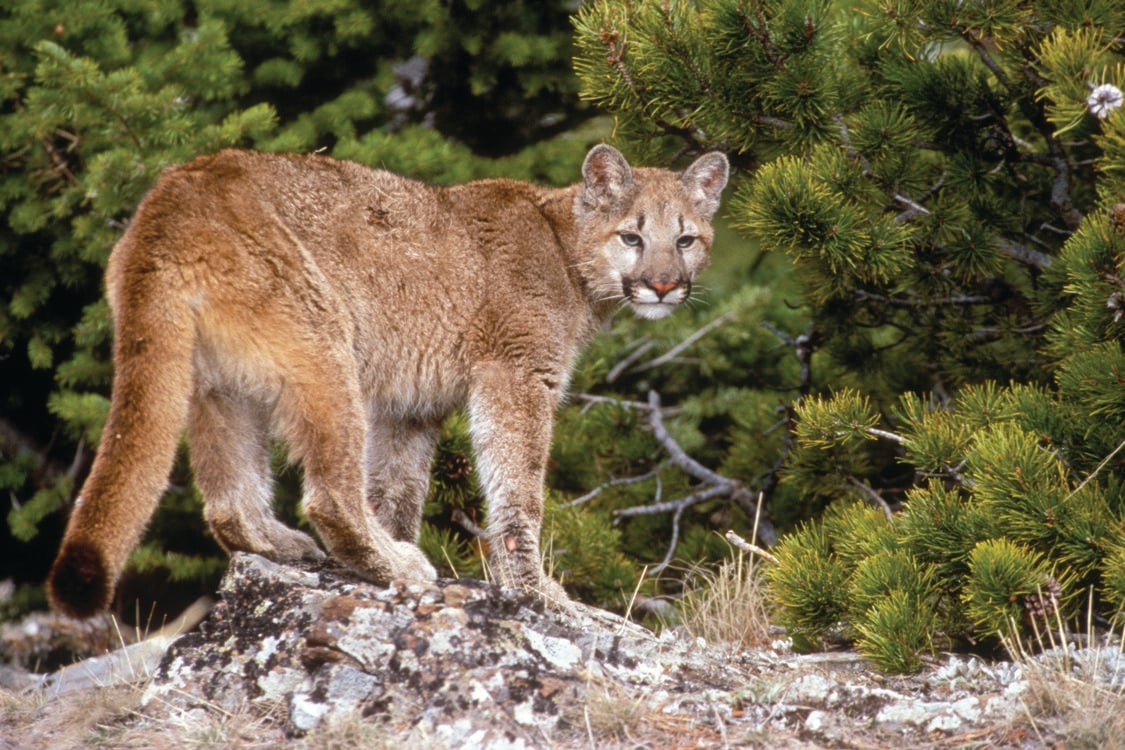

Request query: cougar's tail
[{"left": 47, "top": 243, "right": 196, "bottom": 619}]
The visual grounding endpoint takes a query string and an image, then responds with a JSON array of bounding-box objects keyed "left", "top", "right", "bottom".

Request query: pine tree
[{"left": 571, "top": 0, "right": 1125, "bottom": 669}]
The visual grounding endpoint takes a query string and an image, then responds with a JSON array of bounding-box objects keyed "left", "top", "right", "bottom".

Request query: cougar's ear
[
  {"left": 681, "top": 151, "right": 730, "bottom": 218},
  {"left": 580, "top": 144, "right": 635, "bottom": 213}
]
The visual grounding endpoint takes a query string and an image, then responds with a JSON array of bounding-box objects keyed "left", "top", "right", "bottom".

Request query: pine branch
[
  {"left": 755, "top": 322, "right": 814, "bottom": 530},
  {"left": 959, "top": 28, "right": 1013, "bottom": 91},
  {"left": 737, "top": 0, "right": 785, "bottom": 69},
  {"left": 954, "top": 25, "right": 1084, "bottom": 233}
]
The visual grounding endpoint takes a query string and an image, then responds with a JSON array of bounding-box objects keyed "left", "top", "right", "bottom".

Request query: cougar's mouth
[
  {"left": 623, "top": 277, "right": 689, "bottom": 319},
  {"left": 629, "top": 299, "right": 679, "bottom": 320}
]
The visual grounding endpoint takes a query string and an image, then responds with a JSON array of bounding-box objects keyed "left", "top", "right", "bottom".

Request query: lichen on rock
[{"left": 142, "top": 552, "right": 735, "bottom": 745}]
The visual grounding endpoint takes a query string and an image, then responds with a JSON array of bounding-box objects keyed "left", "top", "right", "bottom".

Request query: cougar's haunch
[{"left": 47, "top": 144, "right": 730, "bottom": 617}]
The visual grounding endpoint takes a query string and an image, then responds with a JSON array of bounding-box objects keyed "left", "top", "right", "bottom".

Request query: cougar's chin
[{"left": 630, "top": 300, "right": 678, "bottom": 320}]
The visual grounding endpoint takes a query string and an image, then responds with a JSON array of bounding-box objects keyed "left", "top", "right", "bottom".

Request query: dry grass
[
  {"left": 1003, "top": 600, "right": 1125, "bottom": 750},
  {"left": 677, "top": 550, "right": 773, "bottom": 653},
  {"left": 293, "top": 710, "right": 398, "bottom": 750},
  {"left": 580, "top": 677, "right": 651, "bottom": 743},
  {"left": 0, "top": 682, "right": 147, "bottom": 748},
  {"left": 566, "top": 673, "right": 747, "bottom": 750}
]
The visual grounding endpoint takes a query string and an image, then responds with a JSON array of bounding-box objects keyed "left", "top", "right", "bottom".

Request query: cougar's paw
[
  {"left": 271, "top": 528, "right": 326, "bottom": 562},
  {"left": 389, "top": 540, "right": 438, "bottom": 581},
  {"left": 531, "top": 574, "right": 573, "bottom": 613},
  {"left": 489, "top": 547, "right": 572, "bottom": 611}
]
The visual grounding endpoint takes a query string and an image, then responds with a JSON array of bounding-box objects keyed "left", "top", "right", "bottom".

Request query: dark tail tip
[{"left": 47, "top": 539, "right": 111, "bottom": 619}]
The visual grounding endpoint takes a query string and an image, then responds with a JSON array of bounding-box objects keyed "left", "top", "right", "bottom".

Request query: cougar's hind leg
[
  {"left": 365, "top": 417, "right": 441, "bottom": 543},
  {"left": 278, "top": 348, "right": 436, "bottom": 584},
  {"left": 187, "top": 388, "right": 323, "bottom": 561}
]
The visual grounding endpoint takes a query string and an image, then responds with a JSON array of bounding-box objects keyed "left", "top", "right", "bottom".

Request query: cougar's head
[{"left": 577, "top": 144, "right": 729, "bottom": 320}]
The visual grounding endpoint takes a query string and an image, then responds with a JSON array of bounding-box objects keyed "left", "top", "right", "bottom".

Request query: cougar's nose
[{"left": 644, "top": 277, "right": 680, "bottom": 298}]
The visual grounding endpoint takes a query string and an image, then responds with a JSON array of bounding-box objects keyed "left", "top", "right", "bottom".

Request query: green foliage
[
  {"left": 1100, "top": 545, "right": 1125, "bottom": 623},
  {"left": 961, "top": 538, "right": 1066, "bottom": 640},
  {"left": 418, "top": 523, "right": 484, "bottom": 581},
  {"left": 126, "top": 542, "right": 228, "bottom": 585},
  {"left": 854, "top": 588, "right": 935, "bottom": 674},
  {"left": 764, "top": 522, "right": 849, "bottom": 651},
  {"left": 573, "top": 0, "right": 1125, "bottom": 670}
]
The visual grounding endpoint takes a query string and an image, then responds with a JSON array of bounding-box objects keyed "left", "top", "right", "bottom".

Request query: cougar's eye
[
  {"left": 676, "top": 235, "right": 696, "bottom": 249},
  {"left": 619, "top": 232, "right": 643, "bottom": 248}
]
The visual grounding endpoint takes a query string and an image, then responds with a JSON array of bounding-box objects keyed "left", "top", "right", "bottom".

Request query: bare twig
[
  {"left": 563, "top": 464, "right": 667, "bottom": 508},
  {"left": 865, "top": 427, "right": 908, "bottom": 445},
  {"left": 846, "top": 476, "right": 894, "bottom": 519},
  {"left": 607, "top": 312, "right": 734, "bottom": 382},
  {"left": 853, "top": 290, "right": 993, "bottom": 307},
  {"left": 452, "top": 508, "right": 486, "bottom": 539},
  {"left": 724, "top": 529, "right": 779, "bottom": 565},
  {"left": 892, "top": 192, "right": 931, "bottom": 223},
  {"left": 750, "top": 114, "right": 794, "bottom": 130},
  {"left": 603, "top": 390, "right": 775, "bottom": 570},
  {"left": 0, "top": 417, "right": 88, "bottom": 492},
  {"left": 614, "top": 483, "right": 731, "bottom": 519},
  {"left": 1066, "top": 435, "right": 1125, "bottom": 501},
  {"left": 605, "top": 339, "right": 655, "bottom": 383},
  {"left": 575, "top": 392, "right": 685, "bottom": 416},
  {"left": 646, "top": 390, "right": 737, "bottom": 489},
  {"left": 652, "top": 508, "right": 683, "bottom": 575},
  {"left": 995, "top": 239, "right": 1054, "bottom": 269},
  {"left": 631, "top": 311, "right": 734, "bottom": 374}
]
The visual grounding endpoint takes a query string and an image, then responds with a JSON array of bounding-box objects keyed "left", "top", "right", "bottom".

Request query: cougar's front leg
[{"left": 468, "top": 362, "right": 568, "bottom": 606}]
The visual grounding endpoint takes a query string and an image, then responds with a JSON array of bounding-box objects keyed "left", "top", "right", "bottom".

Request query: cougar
[{"left": 47, "top": 144, "right": 729, "bottom": 618}]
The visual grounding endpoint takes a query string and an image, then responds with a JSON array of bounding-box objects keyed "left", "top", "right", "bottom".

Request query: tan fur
[{"left": 46, "top": 145, "right": 729, "bottom": 618}]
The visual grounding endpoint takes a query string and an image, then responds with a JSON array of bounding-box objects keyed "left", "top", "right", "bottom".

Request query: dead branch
[
  {"left": 645, "top": 389, "right": 737, "bottom": 490},
  {"left": 629, "top": 311, "right": 734, "bottom": 375},
  {"left": 605, "top": 390, "right": 775, "bottom": 570},
  {"left": 723, "top": 529, "right": 779, "bottom": 565},
  {"left": 605, "top": 339, "right": 655, "bottom": 383},
  {"left": 614, "top": 483, "right": 731, "bottom": 519},
  {"left": 846, "top": 476, "right": 894, "bottom": 520},
  {"left": 452, "top": 508, "right": 486, "bottom": 539},
  {"left": 563, "top": 464, "right": 667, "bottom": 508},
  {"left": 606, "top": 312, "right": 733, "bottom": 383}
]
